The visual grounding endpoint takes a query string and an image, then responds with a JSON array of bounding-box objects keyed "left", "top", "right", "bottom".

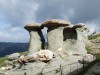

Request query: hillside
[
  {"left": 0, "top": 42, "right": 28, "bottom": 57},
  {"left": 87, "top": 33, "right": 100, "bottom": 54}
]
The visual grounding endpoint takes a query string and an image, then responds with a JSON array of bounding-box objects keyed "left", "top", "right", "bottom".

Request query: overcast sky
[{"left": 0, "top": 0, "right": 100, "bottom": 42}]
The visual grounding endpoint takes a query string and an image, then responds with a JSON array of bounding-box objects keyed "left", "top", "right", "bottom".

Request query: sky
[{"left": 0, "top": 0, "right": 100, "bottom": 42}]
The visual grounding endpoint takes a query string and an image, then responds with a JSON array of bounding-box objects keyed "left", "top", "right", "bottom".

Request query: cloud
[
  {"left": 0, "top": 0, "right": 100, "bottom": 42},
  {"left": 0, "top": 0, "right": 39, "bottom": 26},
  {"left": 35, "top": 0, "right": 100, "bottom": 32},
  {"left": 0, "top": 25, "right": 29, "bottom": 42}
]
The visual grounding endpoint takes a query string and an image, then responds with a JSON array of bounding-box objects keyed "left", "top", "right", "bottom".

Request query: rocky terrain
[
  {"left": 87, "top": 33, "right": 100, "bottom": 54},
  {"left": 83, "top": 33, "right": 100, "bottom": 75},
  {"left": 84, "top": 62, "right": 100, "bottom": 75}
]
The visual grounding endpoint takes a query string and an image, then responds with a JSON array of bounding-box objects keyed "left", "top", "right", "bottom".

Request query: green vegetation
[
  {"left": 88, "top": 34, "right": 100, "bottom": 40},
  {"left": 0, "top": 51, "right": 28, "bottom": 67},
  {"left": 0, "top": 57, "right": 7, "bottom": 67},
  {"left": 86, "top": 47, "right": 91, "bottom": 54},
  {"left": 94, "top": 54, "right": 100, "bottom": 60},
  {"left": 20, "top": 51, "right": 28, "bottom": 55},
  {"left": 86, "top": 47, "right": 100, "bottom": 60}
]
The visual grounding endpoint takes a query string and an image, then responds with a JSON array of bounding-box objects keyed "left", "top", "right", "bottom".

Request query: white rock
[
  {"left": 83, "top": 54, "right": 95, "bottom": 62},
  {"left": 32, "top": 50, "right": 53, "bottom": 61},
  {"left": 0, "top": 66, "right": 13, "bottom": 71},
  {"left": 19, "top": 55, "right": 24, "bottom": 59},
  {"left": 54, "top": 48, "right": 68, "bottom": 58},
  {"left": 0, "top": 67, "right": 5, "bottom": 71}
]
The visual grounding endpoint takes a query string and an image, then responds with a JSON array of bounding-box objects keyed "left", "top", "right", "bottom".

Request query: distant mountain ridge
[{"left": 0, "top": 42, "right": 28, "bottom": 57}]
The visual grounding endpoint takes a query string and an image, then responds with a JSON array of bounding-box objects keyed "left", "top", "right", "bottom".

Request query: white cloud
[
  {"left": 0, "top": 0, "right": 39, "bottom": 26},
  {"left": 0, "top": 25, "right": 29, "bottom": 42}
]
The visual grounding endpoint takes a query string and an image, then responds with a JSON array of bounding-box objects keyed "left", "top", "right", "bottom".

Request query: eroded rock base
[{"left": 0, "top": 54, "right": 95, "bottom": 75}]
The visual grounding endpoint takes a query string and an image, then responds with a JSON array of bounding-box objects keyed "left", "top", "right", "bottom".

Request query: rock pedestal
[
  {"left": 24, "top": 23, "right": 43, "bottom": 55},
  {"left": 73, "top": 23, "right": 89, "bottom": 54},
  {"left": 42, "top": 19, "right": 70, "bottom": 52}
]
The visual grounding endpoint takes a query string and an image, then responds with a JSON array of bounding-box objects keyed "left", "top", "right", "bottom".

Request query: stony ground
[
  {"left": 88, "top": 34, "right": 100, "bottom": 54},
  {"left": 84, "top": 33, "right": 100, "bottom": 75},
  {"left": 84, "top": 62, "right": 100, "bottom": 75}
]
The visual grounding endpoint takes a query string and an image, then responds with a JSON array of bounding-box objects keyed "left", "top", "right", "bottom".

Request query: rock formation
[
  {"left": 24, "top": 19, "right": 89, "bottom": 55},
  {"left": 63, "top": 23, "right": 89, "bottom": 55},
  {"left": 24, "top": 23, "right": 45, "bottom": 55},
  {"left": 0, "top": 19, "right": 92, "bottom": 75},
  {"left": 42, "top": 19, "right": 71, "bottom": 52}
]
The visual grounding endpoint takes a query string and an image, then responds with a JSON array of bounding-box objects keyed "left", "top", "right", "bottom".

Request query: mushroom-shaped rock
[
  {"left": 24, "top": 23, "right": 44, "bottom": 55},
  {"left": 42, "top": 19, "right": 71, "bottom": 52}
]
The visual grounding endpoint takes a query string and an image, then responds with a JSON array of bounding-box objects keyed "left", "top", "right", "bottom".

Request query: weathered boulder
[
  {"left": 42, "top": 19, "right": 70, "bottom": 52},
  {"left": 83, "top": 54, "right": 96, "bottom": 62},
  {"left": 4, "top": 60, "right": 14, "bottom": 66},
  {"left": 7, "top": 53, "right": 20, "bottom": 61},
  {"left": 54, "top": 48, "right": 68, "bottom": 58},
  {"left": 17, "top": 50, "right": 53, "bottom": 63},
  {"left": 0, "top": 66, "right": 13, "bottom": 71},
  {"left": 24, "top": 23, "right": 44, "bottom": 55},
  {"left": 31, "top": 50, "right": 53, "bottom": 61}
]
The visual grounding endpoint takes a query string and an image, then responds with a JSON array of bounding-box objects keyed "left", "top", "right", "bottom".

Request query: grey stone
[
  {"left": 63, "top": 24, "right": 89, "bottom": 55},
  {"left": 4, "top": 60, "right": 13, "bottom": 66},
  {"left": 7, "top": 53, "right": 20, "bottom": 60},
  {"left": 93, "top": 69, "right": 100, "bottom": 75},
  {"left": 5, "top": 70, "right": 25, "bottom": 75},
  {"left": 84, "top": 63, "right": 100, "bottom": 75},
  {"left": 42, "top": 56, "right": 83, "bottom": 75},
  {"left": 21, "top": 61, "right": 46, "bottom": 75}
]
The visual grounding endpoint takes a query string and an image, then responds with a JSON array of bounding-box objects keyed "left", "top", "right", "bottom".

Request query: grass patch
[
  {"left": 86, "top": 47, "right": 91, "bottom": 54},
  {"left": 94, "top": 54, "right": 100, "bottom": 60},
  {"left": 20, "top": 51, "right": 28, "bottom": 55},
  {"left": 0, "top": 51, "right": 28, "bottom": 68},
  {"left": 0, "top": 57, "right": 7, "bottom": 67},
  {"left": 86, "top": 47, "right": 100, "bottom": 60}
]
